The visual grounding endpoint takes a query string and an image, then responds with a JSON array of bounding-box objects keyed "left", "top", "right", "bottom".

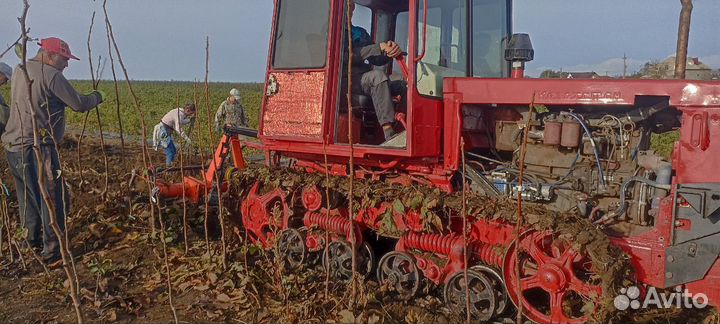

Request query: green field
[{"left": 1, "top": 80, "right": 264, "bottom": 148}]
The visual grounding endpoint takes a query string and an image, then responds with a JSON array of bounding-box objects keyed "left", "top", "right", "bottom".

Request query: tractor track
[{"left": 225, "top": 165, "right": 637, "bottom": 323}]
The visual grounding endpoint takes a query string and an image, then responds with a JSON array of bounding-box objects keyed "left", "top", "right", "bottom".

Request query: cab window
[
  {"left": 416, "top": 0, "right": 468, "bottom": 97},
  {"left": 472, "top": 0, "right": 509, "bottom": 77},
  {"left": 272, "top": 0, "right": 330, "bottom": 69},
  {"left": 352, "top": 4, "right": 373, "bottom": 31}
]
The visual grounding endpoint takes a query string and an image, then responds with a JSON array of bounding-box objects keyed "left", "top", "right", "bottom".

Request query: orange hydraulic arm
[{"left": 152, "top": 126, "right": 258, "bottom": 204}]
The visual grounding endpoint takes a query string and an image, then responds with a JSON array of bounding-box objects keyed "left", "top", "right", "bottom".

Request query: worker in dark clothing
[
  {"left": 349, "top": 2, "right": 403, "bottom": 141},
  {"left": 0, "top": 62, "right": 11, "bottom": 134},
  {"left": 214, "top": 88, "right": 248, "bottom": 133},
  {"left": 1, "top": 37, "right": 105, "bottom": 263}
]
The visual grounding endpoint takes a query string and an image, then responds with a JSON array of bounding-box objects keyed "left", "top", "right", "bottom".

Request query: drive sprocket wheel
[
  {"left": 277, "top": 228, "right": 306, "bottom": 271},
  {"left": 377, "top": 251, "right": 422, "bottom": 301},
  {"left": 444, "top": 269, "right": 497, "bottom": 322},
  {"left": 503, "top": 231, "right": 603, "bottom": 324},
  {"left": 323, "top": 240, "right": 375, "bottom": 281},
  {"left": 238, "top": 181, "right": 289, "bottom": 247}
]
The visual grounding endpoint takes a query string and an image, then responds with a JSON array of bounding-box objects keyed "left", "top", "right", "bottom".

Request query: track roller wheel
[
  {"left": 444, "top": 269, "right": 497, "bottom": 322},
  {"left": 323, "top": 241, "right": 375, "bottom": 281},
  {"left": 377, "top": 252, "right": 422, "bottom": 301},
  {"left": 277, "top": 228, "right": 306, "bottom": 271},
  {"left": 471, "top": 265, "right": 508, "bottom": 316},
  {"left": 503, "top": 231, "right": 603, "bottom": 324}
]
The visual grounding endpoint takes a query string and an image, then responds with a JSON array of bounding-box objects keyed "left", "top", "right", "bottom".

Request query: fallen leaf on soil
[
  {"left": 106, "top": 309, "right": 117, "bottom": 321},
  {"left": 207, "top": 272, "right": 218, "bottom": 284},
  {"left": 178, "top": 281, "right": 193, "bottom": 291},
  {"left": 216, "top": 293, "right": 230, "bottom": 302},
  {"left": 338, "top": 310, "right": 355, "bottom": 323}
]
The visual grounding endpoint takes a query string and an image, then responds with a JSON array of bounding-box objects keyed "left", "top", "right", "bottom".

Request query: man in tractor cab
[{"left": 348, "top": 1, "right": 405, "bottom": 142}]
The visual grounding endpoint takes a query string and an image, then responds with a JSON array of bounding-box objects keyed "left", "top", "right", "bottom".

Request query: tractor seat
[
  {"left": 340, "top": 94, "right": 373, "bottom": 112},
  {"left": 351, "top": 94, "right": 373, "bottom": 108}
]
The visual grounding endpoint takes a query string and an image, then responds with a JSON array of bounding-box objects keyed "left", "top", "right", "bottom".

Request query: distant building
[
  {"left": 565, "top": 72, "right": 600, "bottom": 79},
  {"left": 659, "top": 56, "right": 713, "bottom": 80}
]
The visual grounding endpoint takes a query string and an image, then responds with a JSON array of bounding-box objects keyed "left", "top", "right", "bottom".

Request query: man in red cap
[{"left": 1, "top": 37, "right": 105, "bottom": 263}]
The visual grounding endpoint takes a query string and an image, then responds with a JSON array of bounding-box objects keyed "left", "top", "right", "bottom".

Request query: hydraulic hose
[
  {"left": 562, "top": 112, "right": 606, "bottom": 188},
  {"left": 593, "top": 176, "right": 672, "bottom": 224},
  {"left": 551, "top": 147, "right": 581, "bottom": 186}
]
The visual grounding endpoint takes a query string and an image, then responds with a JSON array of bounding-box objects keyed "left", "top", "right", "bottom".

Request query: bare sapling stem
[
  {"left": 322, "top": 135, "right": 331, "bottom": 299},
  {"left": 102, "top": 1, "right": 125, "bottom": 157},
  {"left": 85, "top": 11, "right": 110, "bottom": 196},
  {"left": 345, "top": 0, "right": 358, "bottom": 308},
  {"left": 0, "top": 36, "right": 21, "bottom": 59},
  {"left": 17, "top": 1, "right": 84, "bottom": 322},
  {"left": 212, "top": 146, "right": 228, "bottom": 269},
  {"left": 103, "top": 0, "right": 156, "bottom": 237},
  {"left": 514, "top": 96, "right": 535, "bottom": 324},
  {"left": 674, "top": 0, "right": 693, "bottom": 79},
  {"left": 203, "top": 37, "right": 228, "bottom": 269},
  {"left": 155, "top": 202, "right": 179, "bottom": 323},
  {"left": 194, "top": 80, "right": 211, "bottom": 256},
  {"left": 176, "top": 89, "right": 189, "bottom": 254},
  {"left": 460, "top": 137, "right": 471, "bottom": 324}
]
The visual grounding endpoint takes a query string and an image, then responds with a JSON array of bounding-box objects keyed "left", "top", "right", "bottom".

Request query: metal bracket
[
  {"left": 673, "top": 184, "right": 720, "bottom": 244},
  {"left": 665, "top": 233, "right": 720, "bottom": 287}
]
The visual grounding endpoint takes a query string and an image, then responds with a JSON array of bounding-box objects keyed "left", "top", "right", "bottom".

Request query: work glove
[{"left": 95, "top": 90, "right": 108, "bottom": 103}]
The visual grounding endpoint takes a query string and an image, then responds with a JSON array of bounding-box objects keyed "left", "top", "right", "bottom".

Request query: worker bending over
[{"left": 153, "top": 103, "right": 196, "bottom": 165}]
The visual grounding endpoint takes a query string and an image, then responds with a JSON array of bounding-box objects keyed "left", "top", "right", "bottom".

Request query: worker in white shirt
[{"left": 152, "top": 103, "right": 196, "bottom": 165}]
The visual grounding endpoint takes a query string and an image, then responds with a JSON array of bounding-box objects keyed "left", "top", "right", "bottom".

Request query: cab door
[{"left": 260, "top": 0, "right": 333, "bottom": 142}]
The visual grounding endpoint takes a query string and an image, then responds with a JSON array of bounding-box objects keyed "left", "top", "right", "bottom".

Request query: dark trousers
[
  {"left": 357, "top": 69, "right": 398, "bottom": 126},
  {"left": 6, "top": 146, "right": 68, "bottom": 258}
]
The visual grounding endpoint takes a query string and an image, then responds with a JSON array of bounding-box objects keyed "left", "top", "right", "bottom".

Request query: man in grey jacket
[{"left": 1, "top": 37, "right": 104, "bottom": 263}]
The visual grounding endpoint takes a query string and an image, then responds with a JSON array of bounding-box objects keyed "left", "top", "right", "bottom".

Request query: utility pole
[
  {"left": 674, "top": 0, "right": 693, "bottom": 79},
  {"left": 623, "top": 53, "right": 628, "bottom": 79}
]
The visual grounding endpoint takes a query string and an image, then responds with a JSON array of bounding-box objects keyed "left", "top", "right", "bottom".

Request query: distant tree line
[
  {"left": 539, "top": 70, "right": 570, "bottom": 79},
  {"left": 540, "top": 60, "right": 719, "bottom": 80}
]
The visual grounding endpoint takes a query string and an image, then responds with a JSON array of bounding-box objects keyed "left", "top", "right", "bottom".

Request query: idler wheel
[
  {"left": 471, "top": 264, "right": 508, "bottom": 316},
  {"left": 276, "top": 228, "right": 306, "bottom": 271},
  {"left": 322, "top": 240, "right": 375, "bottom": 281},
  {"left": 377, "top": 251, "right": 422, "bottom": 301},
  {"left": 444, "top": 269, "right": 497, "bottom": 322}
]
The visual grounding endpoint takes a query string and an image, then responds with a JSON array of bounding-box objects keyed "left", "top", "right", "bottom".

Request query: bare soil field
[{"left": 0, "top": 134, "right": 460, "bottom": 324}]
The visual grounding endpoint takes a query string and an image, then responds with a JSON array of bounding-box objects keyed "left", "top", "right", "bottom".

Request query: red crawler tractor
[{"left": 153, "top": 1, "right": 720, "bottom": 323}]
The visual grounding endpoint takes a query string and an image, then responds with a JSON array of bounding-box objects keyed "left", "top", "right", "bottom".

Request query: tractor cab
[{"left": 260, "top": 0, "right": 511, "bottom": 161}]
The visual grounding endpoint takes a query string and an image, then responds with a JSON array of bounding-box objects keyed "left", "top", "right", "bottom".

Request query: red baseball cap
[{"left": 39, "top": 37, "right": 79, "bottom": 60}]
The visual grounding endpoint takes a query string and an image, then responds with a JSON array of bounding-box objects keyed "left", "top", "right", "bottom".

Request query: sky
[{"left": 0, "top": 0, "right": 718, "bottom": 81}]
